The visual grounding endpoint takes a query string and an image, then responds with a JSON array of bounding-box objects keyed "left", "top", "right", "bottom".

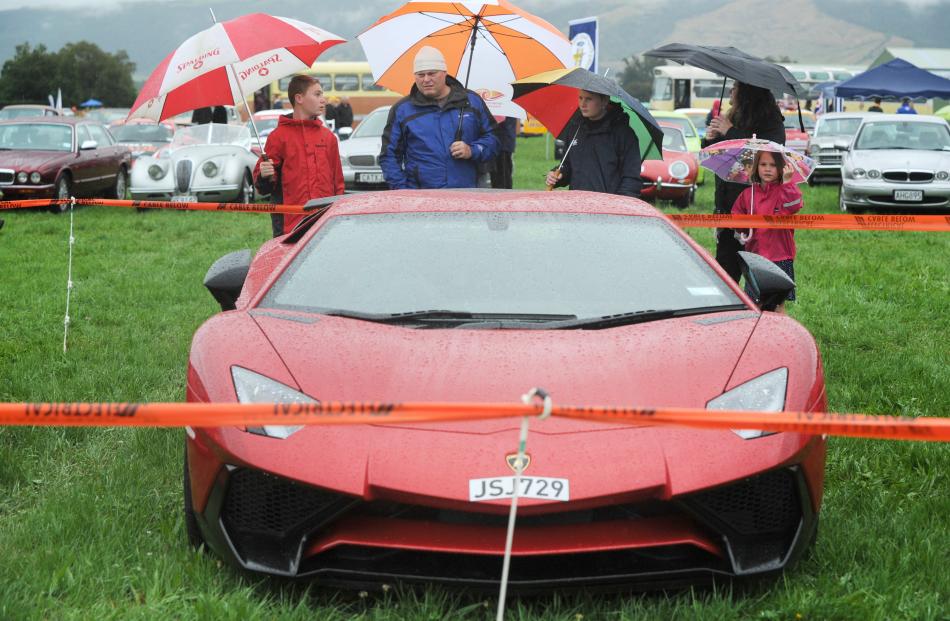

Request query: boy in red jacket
[{"left": 254, "top": 75, "right": 344, "bottom": 236}]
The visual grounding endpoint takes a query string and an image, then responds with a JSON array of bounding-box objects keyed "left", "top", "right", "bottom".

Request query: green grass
[{"left": 0, "top": 137, "right": 948, "bottom": 620}]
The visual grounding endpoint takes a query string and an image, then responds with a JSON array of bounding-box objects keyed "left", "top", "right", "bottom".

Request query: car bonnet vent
[{"left": 176, "top": 160, "right": 192, "bottom": 193}]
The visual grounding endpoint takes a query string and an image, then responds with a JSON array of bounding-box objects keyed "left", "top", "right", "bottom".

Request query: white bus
[{"left": 649, "top": 65, "right": 732, "bottom": 112}]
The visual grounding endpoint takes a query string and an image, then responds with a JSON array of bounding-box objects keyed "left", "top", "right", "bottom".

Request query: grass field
[{"left": 0, "top": 136, "right": 948, "bottom": 620}]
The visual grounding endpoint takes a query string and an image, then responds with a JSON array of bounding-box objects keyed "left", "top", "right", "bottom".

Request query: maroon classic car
[{"left": 0, "top": 117, "right": 131, "bottom": 211}]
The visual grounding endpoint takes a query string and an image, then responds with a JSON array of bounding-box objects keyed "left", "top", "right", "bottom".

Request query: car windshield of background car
[
  {"left": 661, "top": 127, "right": 688, "bottom": 152},
  {"left": 261, "top": 212, "right": 743, "bottom": 320},
  {"left": 664, "top": 117, "right": 695, "bottom": 137},
  {"left": 784, "top": 114, "right": 816, "bottom": 130},
  {"left": 247, "top": 118, "right": 280, "bottom": 135},
  {"left": 684, "top": 113, "right": 707, "bottom": 130},
  {"left": 350, "top": 109, "right": 389, "bottom": 139},
  {"left": 856, "top": 121, "right": 950, "bottom": 151},
  {"left": 814, "top": 118, "right": 862, "bottom": 138},
  {"left": 114, "top": 124, "right": 173, "bottom": 143},
  {"left": 0, "top": 123, "right": 72, "bottom": 151},
  {"left": 171, "top": 123, "right": 250, "bottom": 148}
]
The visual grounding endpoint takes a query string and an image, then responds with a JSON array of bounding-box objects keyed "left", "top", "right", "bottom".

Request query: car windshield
[
  {"left": 661, "top": 127, "right": 688, "bottom": 152},
  {"left": 0, "top": 107, "right": 51, "bottom": 120},
  {"left": 350, "top": 108, "right": 388, "bottom": 139},
  {"left": 87, "top": 108, "right": 130, "bottom": 124},
  {"left": 261, "top": 211, "right": 743, "bottom": 320},
  {"left": 814, "top": 117, "right": 862, "bottom": 137},
  {"left": 855, "top": 121, "right": 950, "bottom": 151},
  {"left": 248, "top": 117, "right": 281, "bottom": 134},
  {"left": 660, "top": 116, "right": 695, "bottom": 138},
  {"left": 684, "top": 113, "right": 707, "bottom": 130},
  {"left": 171, "top": 123, "right": 250, "bottom": 148},
  {"left": 784, "top": 114, "right": 816, "bottom": 130},
  {"left": 113, "top": 124, "right": 173, "bottom": 143},
  {"left": 0, "top": 123, "right": 72, "bottom": 151}
]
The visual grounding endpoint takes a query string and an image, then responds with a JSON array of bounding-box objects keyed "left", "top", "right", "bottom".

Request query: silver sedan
[{"left": 339, "top": 106, "right": 390, "bottom": 191}]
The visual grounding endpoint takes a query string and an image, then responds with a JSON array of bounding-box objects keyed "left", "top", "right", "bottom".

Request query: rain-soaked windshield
[
  {"left": 855, "top": 121, "right": 950, "bottom": 151},
  {"left": 0, "top": 123, "right": 73, "bottom": 151},
  {"left": 261, "top": 212, "right": 743, "bottom": 320},
  {"left": 170, "top": 123, "right": 250, "bottom": 148},
  {"left": 662, "top": 127, "right": 688, "bottom": 152}
]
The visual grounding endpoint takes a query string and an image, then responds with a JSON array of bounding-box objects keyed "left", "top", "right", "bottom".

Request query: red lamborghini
[{"left": 185, "top": 190, "right": 826, "bottom": 590}]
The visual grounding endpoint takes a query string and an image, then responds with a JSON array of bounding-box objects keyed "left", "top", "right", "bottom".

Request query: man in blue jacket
[{"left": 380, "top": 46, "right": 498, "bottom": 189}]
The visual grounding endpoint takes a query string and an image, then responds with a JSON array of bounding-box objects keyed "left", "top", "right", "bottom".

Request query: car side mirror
[
  {"left": 738, "top": 251, "right": 795, "bottom": 312},
  {"left": 337, "top": 127, "right": 353, "bottom": 141},
  {"left": 79, "top": 139, "right": 98, "bottom": 150},
  {"left": 833, "top": 138, "right": 850, "bottom": 151},
  {"left": 204, "top": 249, "right": 251, "bottom": 311}
]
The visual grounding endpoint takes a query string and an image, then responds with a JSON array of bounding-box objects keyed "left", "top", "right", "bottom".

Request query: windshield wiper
[
  {"left": 320, "top": 308, "right": 576, "bottom": 325},
  {"left": 539, "top": 304, "right": 748, "bottom": 330}
]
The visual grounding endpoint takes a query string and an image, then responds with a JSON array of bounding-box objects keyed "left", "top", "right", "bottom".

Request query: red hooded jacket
[{"left": 253, "top": 114, "right": 344, "bottom": 233}]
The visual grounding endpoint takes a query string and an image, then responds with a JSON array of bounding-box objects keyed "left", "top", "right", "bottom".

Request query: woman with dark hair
[{"left": 703, "top": 82, "right": 785, "bottom": 282}]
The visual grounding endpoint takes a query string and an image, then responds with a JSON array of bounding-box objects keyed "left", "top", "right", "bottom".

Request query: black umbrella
[{"left": 644, "top": 43, "right": 805, "bottom": 130}]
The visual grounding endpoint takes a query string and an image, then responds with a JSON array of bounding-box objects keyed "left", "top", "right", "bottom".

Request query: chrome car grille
[
  {"left": 816, "top": 152, "right": 842, "bottom": 165},
  {"left": 883, "top": 170, "right": 933, "bottom": 183},
  {"left": 176, "top": 160, "right": 193, "bottom": 193},
  {"left": 0, "top": 169, "right": 14, "bottom": 185},
  {"left": 348, "top": 155, "right": 376, "bottom": 167}
]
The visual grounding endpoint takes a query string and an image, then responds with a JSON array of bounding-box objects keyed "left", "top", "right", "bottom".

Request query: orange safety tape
[
  {"left": 0, "top": 402, "right": 947, "bottom": 442},
  {"left": 667, "top": 213, "right": 950, "bottom": 232},
  {"left": 0, "top": 198, "right": 308, "bottom": 214}
]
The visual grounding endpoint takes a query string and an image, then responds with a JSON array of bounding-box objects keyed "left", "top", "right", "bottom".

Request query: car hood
[
  {"left": 0, "top": 150, "right": 69, "bottom": 169},
  {"left": 161, "top": 144, "right": 250, "bottom": 160},
  {"left": 339, "top": 136, "right": 382, "bottom": 158},
  {"left": 849, "top": 149, "right": 950, "bottom": 169},
  {"left": 809, "top": 135, "right": 849, "bottom": 149}
]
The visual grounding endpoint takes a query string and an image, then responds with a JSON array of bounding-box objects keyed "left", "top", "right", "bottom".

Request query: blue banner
[{"left": 568, "top": 17, "right": 598, "bottom": 75}]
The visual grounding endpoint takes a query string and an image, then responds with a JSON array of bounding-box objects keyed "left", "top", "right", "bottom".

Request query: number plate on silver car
[
  {"left": 468, "top": 476, "right": 570, "bottom": 502},
  {"left": 893, "top": 190, "right": 922, "bottom": 202},
  {"left": 357, "top": 172, "right": 384, "bottom": 183}
]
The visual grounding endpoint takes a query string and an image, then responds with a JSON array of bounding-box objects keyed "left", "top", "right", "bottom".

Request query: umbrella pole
[
  {"left": 456, "top": 16, "right": 481, "bottom": 142},
  {"left": 717, "top": 77, "right": 727, "bottom": 114},
  {"left": 209, "top": 8, "right": 267, "bottom": 157},
  {"left": 546, "top": 125, "right": 581, "bottom": 191}
]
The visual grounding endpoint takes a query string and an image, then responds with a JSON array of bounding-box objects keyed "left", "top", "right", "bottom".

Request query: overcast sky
[{"left": 0, "top": 0, "right": 946, "bottom": 8}]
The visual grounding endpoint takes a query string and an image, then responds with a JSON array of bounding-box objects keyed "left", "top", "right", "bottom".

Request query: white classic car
[
  {"left": 806, "top": 112, "right": 869, "bottom": 185},
  {"left": 840, "top": 114, "right": 950, "bottom": 212},
  {"left": 130, "top": 123, "right": 257, "bottom": 203},
  {"left": 339, "top": 105, "right": 390, "bottom": 191}
]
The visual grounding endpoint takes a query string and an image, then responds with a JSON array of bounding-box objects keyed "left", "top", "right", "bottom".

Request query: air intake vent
[
  {"left": 176, "top": 160, "right": 193, "bottom": 193},
  {"left": 349, "top": 155, "right": 376, "bottom": 167},
  {"left": 0, "top": 169, "right": 14, "bottom": 185}
]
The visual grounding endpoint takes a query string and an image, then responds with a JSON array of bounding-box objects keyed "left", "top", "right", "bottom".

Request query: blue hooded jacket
[{"left": 379, "top": 76, "right": 498, "bottom": 189}]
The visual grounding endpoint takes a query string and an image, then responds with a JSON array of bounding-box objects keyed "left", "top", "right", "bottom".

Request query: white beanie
[{"left": 413, "top": 46, "right": 447, "bottom": 73}]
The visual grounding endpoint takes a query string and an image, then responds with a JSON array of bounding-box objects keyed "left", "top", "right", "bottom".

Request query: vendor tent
[{"left": 835, "top": 58, "right": 950, "bottom": 100}]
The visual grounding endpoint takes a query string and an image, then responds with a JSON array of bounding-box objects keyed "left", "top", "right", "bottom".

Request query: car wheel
[
  {"left": 51, "top": 174, "right": 71, "bottom": 214},
  {"left": 237, "top": 171, "right": 253, "bottom": 204},
  {"left": 183, "top": 443, "right": 205, "bottom": 550},
  {"left": 110, "top": 166, "right": 128, "bottom": 199}
]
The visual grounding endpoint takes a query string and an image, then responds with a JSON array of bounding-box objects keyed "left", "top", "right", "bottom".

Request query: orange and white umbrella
[{"left": 357, "top": 0, "right": 572, "bottom": 119}]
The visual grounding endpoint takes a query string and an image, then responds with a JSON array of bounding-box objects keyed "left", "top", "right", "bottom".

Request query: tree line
[{"left": 0, "top": 41, "right": 137, "bottom": 108}]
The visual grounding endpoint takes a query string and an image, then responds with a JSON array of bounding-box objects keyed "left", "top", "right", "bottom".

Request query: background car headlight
[
  {"left": 29, "top": 172, "right": 41, "bottom": 184},
  {"left": 851, "top": 168, "right": 866, "bottom": 178},
  {"left": 867, "top": 169, "right": 881, "bottom": 179},
  {"left": 16, "top": 172, "right": 27, "bottom": 184},
  {"left": 668, "top": 161, "right": 690, "bottom": 180},
  {"left": 147, "top": 164, "right": 166, "bottom": 180},
  {"left": 231, "top": 366, "right": 315, "bottom": 439},
  {"left": 936, "top": 171, "right": 949, "bottom": 181},
  {"left": 202, "top": 161, "right": 218, "bottom": 178},
  {"left": 706, "top": 367, "right": 788, "bottom": 439}
]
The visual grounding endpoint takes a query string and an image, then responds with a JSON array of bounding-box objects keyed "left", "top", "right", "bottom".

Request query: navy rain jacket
[{"left": 379, "top": 76, "right": 498, "bottom": 189}]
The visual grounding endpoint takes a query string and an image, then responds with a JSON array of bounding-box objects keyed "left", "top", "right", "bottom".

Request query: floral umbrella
[{"left": 700, "top": 137, "right": 815, "bottom": 185}]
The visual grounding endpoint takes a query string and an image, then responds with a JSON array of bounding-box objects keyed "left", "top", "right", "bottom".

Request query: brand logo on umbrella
[
  {"left": 239, "top": 53, "right": 282, "bottom": 82},
  {"left": 475, "top": 88, "right": 505, "bottom": 102},
  {"left": 177, "top": 48, "right": 221, "bottom": 74}
]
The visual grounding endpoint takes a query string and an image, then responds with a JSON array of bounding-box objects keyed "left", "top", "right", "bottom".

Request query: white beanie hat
[{"left": 413, "top": 46, "right": 447, "bottom": 73}]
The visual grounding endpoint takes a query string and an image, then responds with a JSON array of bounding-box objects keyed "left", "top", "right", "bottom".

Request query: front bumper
[
  {"left": 130, "top": 184, "right": 240, "bottom": 202},
  {"left": 188, "top": 438, "right": 820, "bottom": 591},
  {"left": 640, "top": 176, "right": 693, "bottom": 201},
  {"left": 841, "top": 180, "right": 950, "bottom": 210},
  {"left": 0, "top": 183, "right": 56, "bottom": 199},
  {"left": 342, "top": 167, "right": 388, "bottom": 191}
]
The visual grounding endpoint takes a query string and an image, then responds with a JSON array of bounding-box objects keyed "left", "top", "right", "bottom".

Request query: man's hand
[
  {"left": 259, "top": 160, "right": 275, "bottom": 179},
  {"left": 450, "top": 141, "right": 472, "bottom": 159}
]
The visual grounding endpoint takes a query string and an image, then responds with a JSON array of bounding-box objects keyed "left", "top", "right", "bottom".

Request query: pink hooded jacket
[{"left": 731, "top": 181, "right": 803, "bottom": 262}]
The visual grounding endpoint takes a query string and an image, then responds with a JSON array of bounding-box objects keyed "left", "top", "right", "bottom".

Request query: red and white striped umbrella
[{"left": 128, "top": 13, "right": 345, "bottom": 122}]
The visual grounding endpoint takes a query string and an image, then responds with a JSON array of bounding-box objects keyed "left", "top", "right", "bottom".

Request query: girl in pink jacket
[{"left": 731, "top": 150, "right": 802, "bottom": 313}]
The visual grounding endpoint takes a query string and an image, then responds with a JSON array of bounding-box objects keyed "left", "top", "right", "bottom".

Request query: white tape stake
[
  {"left": 63, "top": 196, "right": 76, "bottom": 353},
  {"left": 496, "top": 388, "right": 552, "bottom": 621}
]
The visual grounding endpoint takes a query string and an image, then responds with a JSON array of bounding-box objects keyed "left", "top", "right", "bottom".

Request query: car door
[
  {"left": 84, "top": 123, "right": 118, "bottom": 192},
  {"left": 71, "top": 124, "right": 100, "bottom": 196}
]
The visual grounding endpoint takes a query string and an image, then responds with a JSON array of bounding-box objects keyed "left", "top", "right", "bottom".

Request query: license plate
[
  {"left": 171, "top": 195, "right": 197, "bottom": 203},
  {"left": 356, "top": 172, "right": 384, "bottom": 183},
  {"left": 468, "top": 476, "right": 570, "bottom": 502},
  {"left": 893, "top": 190, "right": 922, "bottom": 202}
]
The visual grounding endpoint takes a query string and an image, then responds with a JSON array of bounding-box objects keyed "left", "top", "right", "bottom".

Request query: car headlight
[
  {"left": 936, "top": 171, "right": 949, "bottom": 181},
  {"left": 867, "top": 169, "right": 881, "bottom": 179},
  {"left": 851, "top": 168, "right": 866, "bottom": 178},
  {"left": 668, "top": 160, "right": 690, "bottom": 180},
  {"left": 706, "top": 367, "right": 788, "bottom": 440},
  {"left": 148, "top": 164, "right": 166, "bottom": 180},
  {"left": 202, "top": 161, "right": 218, "bottom": 178},
  {"left": 29, "top": 172, "right": 42, "bottom": 184},
  {"left": 16, "top": 171, "right": 28, "bottom": 184},
  {"left": 231, "top": 366, "right": 315, "bottom": 439}
]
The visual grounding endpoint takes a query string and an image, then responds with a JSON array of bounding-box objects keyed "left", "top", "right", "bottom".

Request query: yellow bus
[
  {"left": 269, "top": 61, "right": 402, "bottom": 123},
  {"left": 650, "top": 65, "right": 732, "bottom": 112}
]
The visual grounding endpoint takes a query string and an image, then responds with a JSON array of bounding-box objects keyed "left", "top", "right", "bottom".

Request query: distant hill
[{"left": 0, "top": 0, "right": 945, "bottom": 81}]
